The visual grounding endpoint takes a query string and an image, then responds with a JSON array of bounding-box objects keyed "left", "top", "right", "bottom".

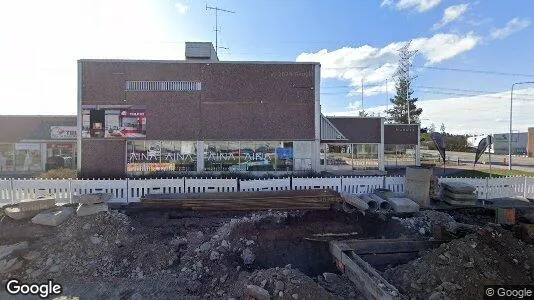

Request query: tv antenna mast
[{"left": 206, "top": 4, "right": 235, "bottom": 55}]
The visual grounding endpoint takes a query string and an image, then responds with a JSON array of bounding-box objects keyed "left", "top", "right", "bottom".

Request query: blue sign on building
[{"left": 276, "top": 147, "right": 293, "bottom": 159}]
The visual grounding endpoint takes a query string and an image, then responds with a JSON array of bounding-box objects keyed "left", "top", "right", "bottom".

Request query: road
[{"left": 421, "top": 150, "right": 534, "bottom": 172}]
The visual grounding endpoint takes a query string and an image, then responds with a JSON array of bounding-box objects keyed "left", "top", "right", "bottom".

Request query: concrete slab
[
  {"left": 76, "top": 203, "right": 108, "bottom": 216},
  {"left": 441, "top": 182, "right": 476, "bottom": 194},
  {"left": 3, "top": 207, "right": 37, "bottom": 220},
  {"left": 442, "top": 197, "right": 477, "bottom": 206},
  {"left": 387, "top": 198, "right": 420, "bottom": 213},
  {"left": 443, "top": 190, "right": 477, "bottom": 200},
  {"left": 15, "top": 197, "right": 56, "bottom": 212},
  {"left": 73, "top": 193, "right": 113, "bottom": 204},
  {"left": 31, "top": 207, "right": 75, "bottom": 226}
]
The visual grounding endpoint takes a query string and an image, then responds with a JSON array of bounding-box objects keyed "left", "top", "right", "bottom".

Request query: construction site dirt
[{"left": 1, "top": 205, "right": 533, "bottom": 299}]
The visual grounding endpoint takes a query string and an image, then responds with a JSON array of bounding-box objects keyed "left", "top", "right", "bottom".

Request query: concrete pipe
[
  {"left": 340, "top": 193, "right": 369, "bottom": 211},
  {"left": 361, "top": 195, "right": 379, "bottom": 211},
  {"left": 368, "top": 194, "right": 391, "bottom": 212}
]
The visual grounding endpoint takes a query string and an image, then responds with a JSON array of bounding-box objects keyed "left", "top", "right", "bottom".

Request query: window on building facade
[
  {"left": 125, "top": 81, "right": 202, "bottom": 92},
  {"left": 127, "top": 140, "right": 197, "bottom": 174},
  {"left": 204, "top": 141, "right": 292, "bottom": 172},
  {"left": 324, "top": 143, "right": 379, "bottom": 170}
]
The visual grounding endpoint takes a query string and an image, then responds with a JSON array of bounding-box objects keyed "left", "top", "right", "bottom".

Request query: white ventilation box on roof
[{"left": 185, "top": 42, "right": 219, "bottom": 61}]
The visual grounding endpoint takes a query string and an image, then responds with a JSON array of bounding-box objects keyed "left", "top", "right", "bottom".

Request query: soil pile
[{"left": 384, "top": 226, "right": 534, "bottom": 299}]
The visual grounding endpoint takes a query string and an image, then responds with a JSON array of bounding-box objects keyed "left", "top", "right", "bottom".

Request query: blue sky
[{"left": 1, "top": 0, "right": 533, "bottom": 134}]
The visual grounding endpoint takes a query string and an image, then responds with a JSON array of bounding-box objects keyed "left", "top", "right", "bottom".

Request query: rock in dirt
[
  {"left": 292, "top": 293, "right": 299, "bottom": 299},
  {"left": 210, "top": 250, "right": 220, "bottom": 261},
  {"left": 244, "top": 284, "right": 270, "bottom": 300},
  {"left": 0, "top": 241, "right": 29, "bottom": 260},
  {"left": 31, "top": 206, "right": 74, "bottom": 226},
  {"left": 90, "top": 235, "right": 102, "bottom": 244},
  {"left": 0, "top": 257, "right": 23, "bottom": 274},
  {"left": 322, "top": 272, "right": 339, "bottom": 283},
  {"left": 241, "top": 248, "right": 255, "bottom": 265},
  {"left": 428, "top": 291, "right": 450, "bottom": 300},
  {"left": 21, "top": 251, "right": 40, "bottom": 261}
]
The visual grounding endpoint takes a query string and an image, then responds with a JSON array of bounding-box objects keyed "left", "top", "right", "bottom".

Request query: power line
[{"left": 322, "top": 65, "right": 534, "bottom": 77}]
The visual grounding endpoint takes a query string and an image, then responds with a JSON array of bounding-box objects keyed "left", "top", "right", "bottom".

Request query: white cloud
[
  {"left": 432, "top": 4, "right": 469, "bottom": 30},
  {"left": 381, "top": 0, "right": 441, "bottom": 13},
  {"left": 490, "top": 17, "right": 531, "bottom": 40},
  {"left": 174, "top": 2, "right": 189, "bottom": 14},
  {"left": 328, "top": 88, "right": 534, "bottom": 135},
  {"left": 297, "top": 33, "right": 480, "bottom": 96},
  {"left": 411, "top": 32, "right": 479, "bottom": 65}
]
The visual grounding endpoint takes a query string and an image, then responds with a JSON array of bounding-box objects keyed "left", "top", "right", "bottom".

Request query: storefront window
[
  {"left": 325, "top": 143, "right": 379, "bottom": 170},
  {"left": 127, "top": 140, "right": 196, "bottom": 174},
  {"left": 204, "top": 141, "right": 291, "bottom": 172},
  {"left": 14, "top": 143, "right": 42, "bottom": 172},
  {"left": 46, "top": 143, "right": 76, "bottom": 169},
  {"left": 0, "top": 143, "right": 15, "bottom": 173}
]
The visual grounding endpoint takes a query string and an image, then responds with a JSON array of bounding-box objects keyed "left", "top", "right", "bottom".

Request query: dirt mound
[
  {"left": 384, "top": 226, "right": 534, "bottom": 299},
  {"left": 13, "top": 211, "right": 179, "bottom": 281}
]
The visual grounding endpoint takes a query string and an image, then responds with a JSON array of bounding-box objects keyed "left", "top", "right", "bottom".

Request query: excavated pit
[{"left": 229, "top": 210, "right": 413, "bottom": 277}]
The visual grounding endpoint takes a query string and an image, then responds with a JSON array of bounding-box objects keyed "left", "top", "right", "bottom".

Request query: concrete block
[
  {"left": 73, "top": 193, "right": 112, "bottom": 204},
  {"left": 387, "top": 197, "right": 420, "bottom": 213},
  {"left": 15, "top": 196, "right": 56, "bottom": 212},
  {"left": 76, "top": 202, "right": 108, "bottom": 216},
  {"left": 374, "top": 188, "right": 394, "bottom": 199},
  {"left": 441, "top": 182, "right": 476, "bottom": 194},
  {"left": 31, "top": 207, "right": 74, "bottom": 226}
]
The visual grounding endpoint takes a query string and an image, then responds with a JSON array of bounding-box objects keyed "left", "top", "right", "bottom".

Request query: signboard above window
[
  {"left": 50, "top": 126, "right": 77, "bottom": 139},
  {"left": 125, "top": 81, "right": 201, "bottom": 92}
]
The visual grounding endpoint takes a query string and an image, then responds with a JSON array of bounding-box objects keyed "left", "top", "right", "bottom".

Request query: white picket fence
[{"left": 0, "top": 176, "right": 533, "bottom": 205}]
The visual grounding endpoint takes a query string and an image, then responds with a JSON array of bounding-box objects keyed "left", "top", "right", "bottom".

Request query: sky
[{"left": 0, "top": 0, "right": 533, "bottom": 135}]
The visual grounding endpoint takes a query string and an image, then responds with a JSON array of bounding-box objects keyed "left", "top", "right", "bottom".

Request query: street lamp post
[{"left": 509, "top": 81, "right": 534, "bottom": 170}]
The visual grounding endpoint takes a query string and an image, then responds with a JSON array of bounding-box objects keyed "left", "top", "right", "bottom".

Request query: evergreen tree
[{"left": 385, "top": 43, "right": 423, "bottom": 124}]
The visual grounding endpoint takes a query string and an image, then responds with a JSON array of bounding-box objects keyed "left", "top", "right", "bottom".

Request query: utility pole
[{"left": 206, "top": 4, "right": 235, "bottom": 55}]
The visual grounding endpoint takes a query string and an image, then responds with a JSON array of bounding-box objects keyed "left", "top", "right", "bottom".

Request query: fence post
[
  {"left": 9, "top": 178, "right": 14, "bottom": 205},
  {"left": 524, "top": 176, "right": 528, "bottom": 198},
  {"left": 382, "top": 176, "right": 386, "bottom": 189},
  {"left": 485, "top": 177, "right": 489, "bottom": 200},
  {"left": 126, "top": 178, "right": 130, "bottom": 203},
  {"left": 68, "top": 179, "right": 72, "bottom": 204}
]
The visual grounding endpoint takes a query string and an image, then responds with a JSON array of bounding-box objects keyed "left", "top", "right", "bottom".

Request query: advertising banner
[
  {"left": 430, "top": 132, "right": 446, "bottom": 162},
  {"left": 15, "top": 143, "right": 41, "bottom": 151},
  {"left": 51, "top": 126, "right": 77, "bottom": 139},
  {"left": 81, "top": 105, "right": 146, "bottom": 138},
  {"left": 474, "top": 137, "right": 489, "bottom": 166}
]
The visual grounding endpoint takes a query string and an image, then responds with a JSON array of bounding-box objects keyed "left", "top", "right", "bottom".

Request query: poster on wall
[
  {"left": 51, "top": 126, "right": 77, "bottom": 139},
  {"left": 81, "top": 105, "right": 146, "bottom": 138}
]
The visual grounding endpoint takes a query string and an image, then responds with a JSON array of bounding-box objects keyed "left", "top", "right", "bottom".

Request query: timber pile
[{"left": 140, "top": 189, "right": 340, "bottom": 211}]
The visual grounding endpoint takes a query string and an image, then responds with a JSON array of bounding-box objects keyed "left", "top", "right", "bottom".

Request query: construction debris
[
  {"left": 31, "top": 206, "right": 75, "bottom": 226},
  {"left": 73, "top": 193, "right": 113, "bottom": 204},
  {"left": 3, "top": 196, "right": 57, "bottom": 220},
  {"left": 441, "top": 182, "right": 478, "bottom": 206},
  {"left": 76, "top": 202, "right": 108, "bottom": 216},
  {"left": 387, "top": 198, "right": 420, "bottom": 213}
]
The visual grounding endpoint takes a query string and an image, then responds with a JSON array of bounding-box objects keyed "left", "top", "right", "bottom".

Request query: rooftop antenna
[{"left": 206, "top": 4, "right": 235, "bottom": 55}]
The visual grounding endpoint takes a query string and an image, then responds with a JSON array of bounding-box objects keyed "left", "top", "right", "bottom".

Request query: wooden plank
[
  {"left": 341, "top": 239, "right": 443, "bottom": 255},
  {"left": 330, "top": 242, "right": 400, "bottom": 300}
]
